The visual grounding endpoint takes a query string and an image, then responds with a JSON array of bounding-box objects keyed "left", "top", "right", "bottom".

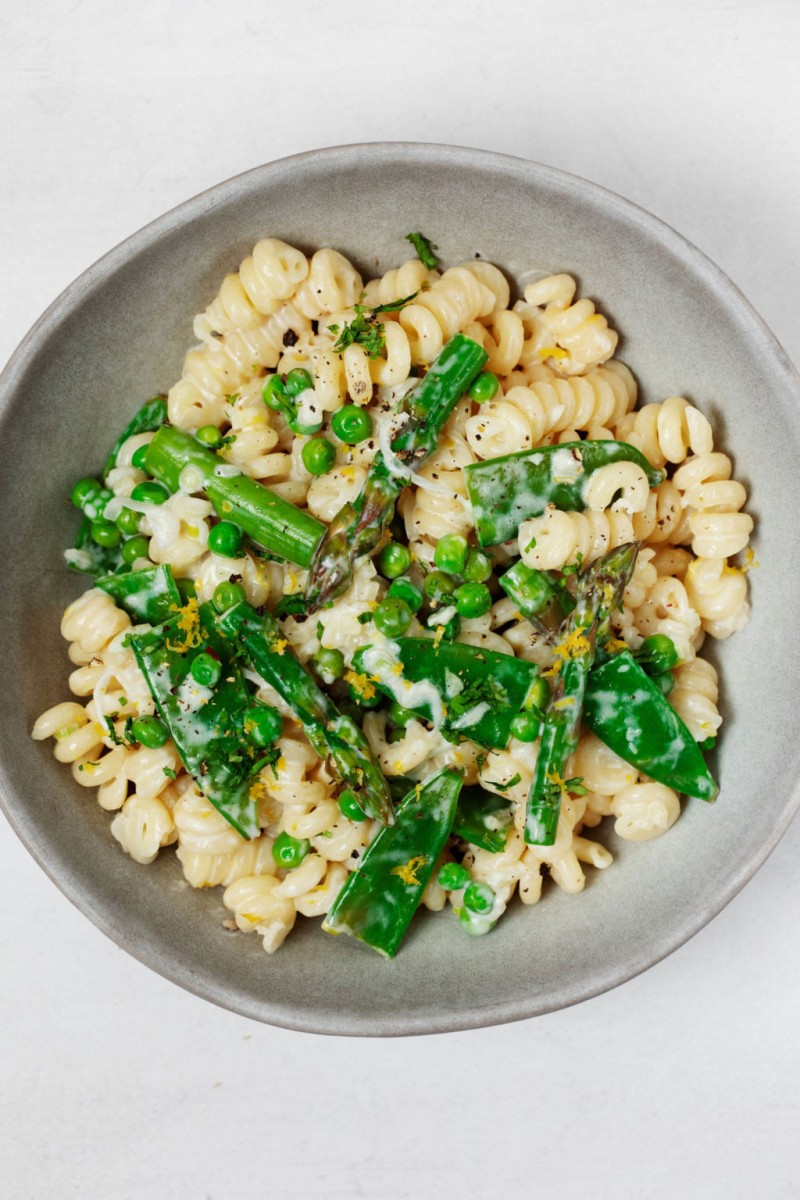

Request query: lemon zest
[{"left": 391, "top": 855, "right": 427, "bottom": 886}]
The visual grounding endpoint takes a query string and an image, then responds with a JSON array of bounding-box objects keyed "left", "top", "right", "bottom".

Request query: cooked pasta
[{"left": 35, "top": 235, "right": 753, "bottom": 958}]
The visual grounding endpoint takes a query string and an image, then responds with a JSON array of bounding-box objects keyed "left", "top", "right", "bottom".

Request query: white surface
[{"left": 2, "top": 2, "right": 799, "bottom": 1196}]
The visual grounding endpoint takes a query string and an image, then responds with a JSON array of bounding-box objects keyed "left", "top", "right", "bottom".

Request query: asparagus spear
[
  {"left": 218, "top": 601, "right": 394, "bottom": 825},
  {"left": 323, "top": 768, "right": 463, "bottom": 957},
  {"left": 145, "top": 427, "right": 325, "bottom": 567},
  {"left": 524, "top": 542, "right": 639, "bottom": 846},
  {"left": 304, "top": 333, "right": 488, "bottom": 611}
]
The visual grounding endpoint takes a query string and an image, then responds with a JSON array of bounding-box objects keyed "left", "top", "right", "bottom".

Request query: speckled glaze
[{"left": 1, "top": 144, "right": 799, "bottom": 1036}]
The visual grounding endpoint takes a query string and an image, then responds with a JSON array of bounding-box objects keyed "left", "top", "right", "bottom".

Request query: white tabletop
[{"left": 2, "top": 3, "right": 799, "bottom": 1196}]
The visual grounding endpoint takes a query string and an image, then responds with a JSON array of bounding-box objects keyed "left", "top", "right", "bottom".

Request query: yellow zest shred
[
  {"left": 391, "top": 855, "right": 428, "bottom": 887},
  {"left": 269, "top": 637, "right": 288, "bottom": 656},
  {"left": 742, "top": 547, "right": 759, "bottom": 573},
  {"left": 543, "top": 625, "right": 593, "bottom": 677},
  {"left": 604, "top": 637, "right": 628, "bottom": 655},
  {"left": 433, "top": 625, "right": 445, "bottom": 649},
  {"left": 545, "top": 770, "right": 573, "bottom": 802},
  {"left": 344, "top": 670, "right": 377, "bottom": 702},
  {"left": 166, "top": 597, "right": 203, "bottom": 653}
]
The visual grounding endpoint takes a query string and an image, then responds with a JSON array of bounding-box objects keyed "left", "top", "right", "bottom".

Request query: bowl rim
[{"left": 2, "top": 141, "right": 800, "bottom": 1036}]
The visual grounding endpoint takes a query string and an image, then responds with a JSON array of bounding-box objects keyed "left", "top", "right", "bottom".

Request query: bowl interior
[{"left": 2, "top": 144, "right": 799, "bottom": 1034}]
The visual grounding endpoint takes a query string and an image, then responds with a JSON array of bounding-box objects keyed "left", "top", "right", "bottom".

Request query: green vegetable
[
  {"left": 129, "top": 603, "right": 262, "bottom": 838},
  {"left": 196, "top": 424, "right": 224, "bottom": 448},
  {"left": 464, "top": 881, "right": 494, "bottom": 913},
  {"left": 130, "top": 480, "right": 169, "bottom": 506},
  {"left": 633, "top": 634, "right": 681, "bottom": 675},
  {"left": 115, "top": 507, "right": 141, "bottom": 536},
  {"left": 437, "top": 862, "right": 471, "bottom": 890},
  {"left": 323, "top": 769, "right": 463, "bottom": 957},
  {"left": 469, "top": 371, "right": 499, "bottom": 404},
  {"left": 102, "top": 395, "right": 168, "bottom": 480},
  {"left": 263, "top": 373, "right": 323, "bottom": 436},
  {"left": 377, "top": 542, "right": 412, "bottom": 579},
  {"left": 510, "top": 710, "right": 541, "bottom": 743},
  {"left": 373, "top": 597, "right": 413, "bottom": 638},
  {"left": 310, "top": 646, "right": 346, "bottom": 684},
  {"left": 90, "top": 519, "right": 121, "bottom": 548},
  {"left": 131, "top": 715, "right": 169, "bottom": 749},
  {"left": 498, "top": 560, "right": 560, "bottom": 619},
  {"left": 404, "top": 231, "right": 440, "bottom": 271},
  {"left": 434, "top": 533, "right": 468, "bottom": 575},
  {"left": 451, "top": 784, "right": 513, "bottom": 853},
  {"left": 423, "top": 570, "right": 456, "bottom": 605},
  {"left": 71, "top": 477, "right": 108, "bottom": 515},
  {"left": 131, "top": 445, "right": 150, "bottom": 471},
  {"left": 331, "top": 404, "right": 373, "bottom": 444},
  {"left": 525, "top": 542, "right": 639, "bottom": 846},
  {"left": 304, "top": 334, "right": 488, "bottom": 610},
  {"left": 462, "top": 548, "right": 493, "bottom": 583},
  {"left": 285, "top": 368, "right": 314, "bottom": 397},
  {"left": 212, "top": 580, "right": 247, "bottom": 612},
  {"left": 453, "top": 581, "right": 492, "bottom": 618},
  {"left": 244, "top": 703, "right": 283, "bottom": 747},
  {"left": 208, "top": 520, "right": 244, "bottom": 558},
  {"left": 121, "top": 535, "right": 150, "bottom": 565},
  {"left": 191, "top": 652, "right": 221, "bottom": 687},
  {"left": 387, "top": 577, "right": 424, "bottom": 612},
  {"left": 583, "top": 651, "right": 718, "bottom": 801},
  {"left": 352, "top": 637, "right": 540, "bottom": 751},
  {"left": 218, "top": 602, "right": 394, "bottom": 825},
  {"left": 145, "top": 427, "right": 326, "bottom": 568},
  {"left": 301, "top": 437, "right": 337, "bottom": 476},
  {"left": 272, "top": 832, "right": 311, "bottom": 868},
  {"left": 465, "top": 441, "right": 666, "bottom": 547},
  {"left": 338, "top": 789, "right": 366, "bottom": 822},
  {"left": 96, "top": 563, "right": 182, "bottom": 625}
]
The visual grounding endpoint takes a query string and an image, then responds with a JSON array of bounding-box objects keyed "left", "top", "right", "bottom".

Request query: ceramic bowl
[{"left": 1, "top": 144, "right": 798, "bottom": 1035}]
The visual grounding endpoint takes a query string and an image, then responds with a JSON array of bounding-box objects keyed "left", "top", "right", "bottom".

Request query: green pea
[
  {"left": 131, "top": 444, "right": 150, "bottom": 471},
  {"left": 423, "top": 570, "right": 456, "bottom": 605},
  {"left": 115, "top": 506, "right": 141, "bottom": 536},
  {"left": 699, "top": 735, "right": 716, "bottom": 751},
  {"left": 244, "top": 703, "right": 283, "bottom": 747},
  {"left": 285, "top": 367, "right": 314, "bottom": 397},
  {"left": 130, "top": 481, "right": 169, "bottom": 505},
  {"left": 463, "top": 881, "right": 495, "bottom": 914},
  {"left": 331, "top": 404, "right": 373, "bottom": 444},
  {"left": 301, "top": 437, "right": 336, "bottom": 476},
  {"left": 131, "top": 715, "right": 169, "bottom": 749},
  {"left": 437, "top": 862, "right": 471, "bottom": 891},
  {"left": 389, "top": 700, "right": 417, "bottom": 728},
  {"left": 469, "top": 371, "right": 500, "bottom": 404},
  {"left": 272, "top": 831, "right": 311, "bottom": 868},
  {"left": 338, "top": 789, "right": 366, "bottom": 822},
  {"left": 525, "top": 676, "right": 551, "bottom": 712},
  {"left": 373, "top": 597, "right": 413, "bottom": 638},
  {"left": 434, "top": 533, "right": 468, "bottom": 575},
  {"left": 262, "top": 374, "right": 288, "bottom": 411},
  {"left": 90, "top": 519, "right": 121, "bottom": 548},
  {"left": 637, "top": 634, "right": 681, "bottom": 674},
  {"left": 176, "top": 577, "right": 197, "bottom": 604},
  {"left": 652, "top": 670, "right": 675, "bottom": 697},
  {"left": 510, "top": 710, "right": 541, "bottom": 743},
  {"left": 190, "top": 652, "right": 221, "bottom": 688},
  {"left": 347, "top": 680, "right": 382, "bottom": 710},
  {"left": 377, "top": 542, "right": 412, "bottom": 580},
  {"left": 196, "top": 424, "right": 223, "bottom": 448},
  {"left": 208, "top": 521, "right": 244, "bottom": 558},
  {"left": 121, "top": 535, "right": 150, "bottom": 564},
  {"left": 453, "top": 581, "right": 492, "bottom": 619},
  {"left": 212, "top": 580, "right": 247, "bottom": 612},
  {"left": 387, "top": 577, "right": 423, "bottom": 613},
  {"left": 462, "top": 548, "right": 493, "bottom": 583},
  {"left": 311, "top": 646, "right": 346, "bottom": 684},
  {"left": 70, "top": 477, "right": 101, "bottom": 510}
]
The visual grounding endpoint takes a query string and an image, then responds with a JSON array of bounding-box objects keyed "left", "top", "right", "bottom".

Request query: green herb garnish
[{"left": 405, "top": 232, "right": 439, "bottom": 271}]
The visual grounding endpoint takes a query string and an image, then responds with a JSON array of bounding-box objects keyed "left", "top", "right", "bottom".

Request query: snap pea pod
[
  {"left": 351, "top": 637, "right": 540, "bottom": 750},
  {"left": 465, "top": 441, "right": 665, "bottom": 547},
  {"left": 525, "top": 542, "right": 639, "bottom": 846},
  {"left": 387, "top": 775, "right": 513, "bottom": 852},
  {"left": 145, "top": 427, "right": 325, "bottom": 567},
  {"left": 304, "top": 333, "right": 488, "bottom": 611},
  {"left": 102, "top": 394, "right": 168, "bottom": 479},
  {"left": 66, "top": 515, "right": 123, "bottom": 576},
  {"left": 498, "top": 559, "right": 576, "bottom": 633},
  {"left": 129, "top": 601, "right": 261, "bottom": 839},
  {"left": 323, "top": 768, "right": 463, "bottom": 957},
  {"left": 96, "top": 563, "right": 183, "bottom": 625},
  {"left": 584, "top": 650, "right": 718, "bottom": 801},
  {"left": 218, "top": 601, "right": 394, "bottom": 825}
]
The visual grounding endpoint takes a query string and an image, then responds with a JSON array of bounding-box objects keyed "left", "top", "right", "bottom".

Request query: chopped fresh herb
[
  {"left": 162, "top": 767, "right": 177, "bottom": 780},
  {"left": 357, "top": 611, "right": 373, "bottom": 625},
  {"left": 224, "top": 393, "right": 240, "bottom": 406},
  {"left": 524, "top": 535, "right": 537, "bottom": 553},
  {"left": 330, "top": 293, "right": 417, "bottom": 359},
  {"left": 316, "top": 620, "right": 324, "bottom": 642},
  {"left": 405, "top": 231, "right": 439, "bottom": 271},
  {"left": 104, "top": 716, "right": 122, "bottom": 745},
  {"left": 218, "top": 434, "right": 237, "bottom": 449},
  {"left": 491, "top": 773, "right": 522, "bottom": 792}
]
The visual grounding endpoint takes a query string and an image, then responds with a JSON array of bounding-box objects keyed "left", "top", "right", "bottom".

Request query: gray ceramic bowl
[{"left": 1, "top": 144, "right": 799, "bottom": 1035}]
